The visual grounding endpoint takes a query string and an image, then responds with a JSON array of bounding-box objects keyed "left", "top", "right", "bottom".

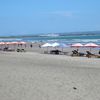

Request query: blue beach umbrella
[{"left": 59, "top": 43, "right": 69, "bottom": 51}]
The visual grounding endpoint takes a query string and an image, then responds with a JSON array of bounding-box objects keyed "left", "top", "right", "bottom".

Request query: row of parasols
[
  {"left": 41, "top": 42, "right": 100, "bottom": 48},
  {"left": 0, "top": 42, "right": 99, "bottom": 48},
  {"left": 0, "top": 42, "right": 26, "bottom": 45},
  {"left": 42, "top": 43, "right": 100, "bottom": 52}
]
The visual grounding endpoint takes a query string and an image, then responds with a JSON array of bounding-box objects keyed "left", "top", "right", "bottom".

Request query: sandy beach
[
  {"left": 0, "top": 51, "right": 100, "bottom": 100},
  {"left": 0, "top": 0, "right": 100, "bottom": 99}
]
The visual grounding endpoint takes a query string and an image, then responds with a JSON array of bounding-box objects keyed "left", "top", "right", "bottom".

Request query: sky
[{"left": 0, "top": 0, "right": 100, "bottom": 36}]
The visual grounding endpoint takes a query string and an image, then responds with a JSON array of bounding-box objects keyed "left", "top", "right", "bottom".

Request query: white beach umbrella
[
  {"left": 41, "top": 43, "right": 52, "bottom": 47},
  {"left": 41, "top": 43, "right": 52, "bottom": 52},
  {"left": 52, "top": 42, "right": 60, "bottom": 47}
]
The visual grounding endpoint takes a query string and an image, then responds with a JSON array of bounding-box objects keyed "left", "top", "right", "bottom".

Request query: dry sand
[{"left": 0, "top": 52, "right": 100, "bottom": 100}]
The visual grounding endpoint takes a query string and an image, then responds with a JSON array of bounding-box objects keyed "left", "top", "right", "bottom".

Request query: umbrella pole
[
  {"left": 90, "top": 47, "right": 91, "bottom": 52},
  {"left": 62, "top": 47, "right": 63, "bottom": 52},
  {"left": 47, "top": 47, "right": 48, "bottom": 52}
]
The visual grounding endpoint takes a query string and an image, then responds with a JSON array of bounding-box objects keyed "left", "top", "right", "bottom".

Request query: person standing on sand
[
  {"left": 99, "top": 50, "right": 100, "bottom": 54},
  {"left": 30, "top": 44, "right": 33, "bottom": 48},
  {"left": 76, "top": 49, "right": 79, "bottom": 53},
  {"left": 25, "top": 44, "right": 27, "bottom": 48},
  {"left": 39, "top": 44, "right": 41, "bottom": 48}
]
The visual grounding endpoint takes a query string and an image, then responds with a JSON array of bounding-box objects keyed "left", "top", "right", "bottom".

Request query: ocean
[{"left": 0, "top": 33, "right": 100, "bottom": 44}]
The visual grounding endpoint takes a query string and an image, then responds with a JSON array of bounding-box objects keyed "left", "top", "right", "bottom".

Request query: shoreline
[{"left": 0, "top": 42, "right": 100, "bottom": 55}]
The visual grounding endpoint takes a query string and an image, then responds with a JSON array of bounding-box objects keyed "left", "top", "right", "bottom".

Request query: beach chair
[
  {"left": 50, "top": 50, "right": 61, "bottom": 55},
  {"left": 3, "top": 47, "right": 9, "bottom": 51},
  {"left": 86, "top": 51, "right": 97, "bottom": 58},
  {"left": 71, "top": 50, "right": 85, "bottom": 57},
  {"left": 17, "top": 49, "right": 26, "bottom": 52},
  {"left": 71, "top": 50, "right": 78, "bottom": 56},
  {"left": 21, "top": 49, "right": 26, "bottom": 52},
  {"left": 17, "top": 49, "right": 20, "bottom": 52},
  {"left": 3, "top": 47, "right": 15, "bottom": 52}
]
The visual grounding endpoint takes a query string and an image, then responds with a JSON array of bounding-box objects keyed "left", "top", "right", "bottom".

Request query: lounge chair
[
  {"left": 71, "top": 50, "right": 78, "bottom": 56},
  {"left": 3, "top": 47, "right": 15, "bottom": 52},
  {"left": 86, "top": 51, "right": 98, "bottom": 58},
  {"left": 3, "top": 47, "right": 9, "bottom": 51},
  {"left": 21, "top": 49, "right": 26, "bottom": 52},
  {"left": 50, "top": 50, "right": 61, "bottom": 55},
  {"left": 71, "top": 50, "right": 85, "bottom": 57},
  {"left": 17, "top": 49, "right": 26, "bottom": 52}
]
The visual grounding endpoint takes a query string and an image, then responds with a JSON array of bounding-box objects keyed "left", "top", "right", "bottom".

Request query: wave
[
  {"left": 0, "top": 38, "right": 22, "bottom": 42},
  {"left": 72, "top": 39, "right": 100, "bottom": 43},
  {"left": 0, "top": 37, "right": 100, "bottom": 44},
  {"left": 39, "top": 34, "right": 59, "bottom": 37}
]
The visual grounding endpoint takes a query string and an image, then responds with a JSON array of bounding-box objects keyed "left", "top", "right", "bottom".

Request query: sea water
[{"left": 0, "top": 33, "right": 100, "bottom": 44}]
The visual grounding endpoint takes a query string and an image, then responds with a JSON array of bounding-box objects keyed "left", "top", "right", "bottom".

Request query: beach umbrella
[
  {"left": 0, "top": 42, "right": 5, "bottom": 45},
  {"left": 84, "top": 43, "right": 99, "bottom": 47},
  {"left": 41, "top": 43, "right": 52, "bottom": 47},
  {"left": 4, "top": 42, "right": 12, "bottom": 48},
  {"left": 11, "top": 42, "right": 20, "bottom": 49},
  {"left": 17, "top": 41, "right": 26, "bottom": 48},
  {"left": 51, "top": 42, "right": 60, "bottom": 50},
  {"left": 11, "top": 42, "right": 19, "bottom": 44},
  {"left": 84, "top": 43, "right": 99, "bottom": 51},
  {"left": 71, "top": 43, "right": 83, "bottom": 52},
  {"left": 18, "top": 41, "right": 26, "bottom": 45},
  {"left": 5, "top": 42, "right": 12, "bottom": 47},
  {"left": 41, "top": 43, "right": 52, "bottom": 51},
  {"left": 5, "top": 42, "right": 12, "bottom": 45},
  {"left": 59, "top": 43, "right": 69, "bottom": 51},
  {"left": 52, "top": 42, "right": 60, "bottom": 47},
  {"left": 71, "top": 43, "right": 83, "bottom": 48},
  {"left": 0, "top": 42, "right": 5, "bottom": 49},
  {"left": 59, "top": 43, "right": 68, "bottom": 48}
]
